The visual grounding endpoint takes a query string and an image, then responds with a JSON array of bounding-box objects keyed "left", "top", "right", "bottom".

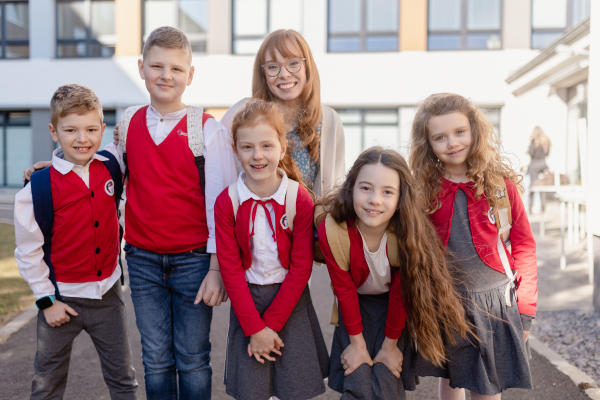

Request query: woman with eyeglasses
[{"left": 221, "top": 29, "right": 346, "bottom": 198}]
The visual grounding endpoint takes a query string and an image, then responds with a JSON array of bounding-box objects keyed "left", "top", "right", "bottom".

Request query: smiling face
[
  {"left": 50, "top": 110, "right": 105, "bottom": 166},
  {"left": 138, "top": 45, "right": 194, "bottom": 114},
  {"left": 352, "top": 163, "right": 400, "bottom": 233},
  {"left": 264, "top": 44, "right": 307, "bottom": 106},
  {"left": 427, "top": 112, "right": 472, "bottom": 177},
  {"left": 235, "top": 119, "right": 287, "bottom": 196}
]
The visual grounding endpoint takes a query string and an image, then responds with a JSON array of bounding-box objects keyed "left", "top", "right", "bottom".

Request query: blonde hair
[
  {"left": 231, "top": 99, "right": 309, "bottom": 193},
  {"left": 409, "top": 93, "right": 522, "bottom": 213},
  {"left": 50, "top": 84, "right": 103, "bottom": 129},
  {"left": 252, "top": 29, "right": 321, "bottom": 162},
  {"left": 143, "top": 26, "right": 192, "bottom": 62},
  {"left": 530, "top": 126, "right": 551, "bottom": 151}
]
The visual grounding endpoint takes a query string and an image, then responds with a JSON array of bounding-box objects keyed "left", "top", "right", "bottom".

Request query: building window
[
  {"left": 0, "top": 1, "right": 29, "bottom": 59},
  {"left": 233, "top": 0, "right": 303, "bottom": 55},
  {"left": 531, "top": 0, "right": 590, "bottom": 49},
  {"left": 0, "top": 111, "right": 31, "bottom": 186},
  {"left": 328, "top": 0, "right": 398, "bottom": 52},
  {"left": 56, "top": 0, "right": 116, "bottom": 58},
  {"left": 484, "top": 107, "right": 501, "bottom": 140},
  {"left": 143, "top": 0, "right": 208, "bottom": 53},
  {"left": 99, "top": 110, "right": 116, "bottom": 150},
  {"left": 428, "top": 0, "right": 502, "bottom": 50},
  {"left": 336, "top": 109, "right": 399, "bottom": 168}
]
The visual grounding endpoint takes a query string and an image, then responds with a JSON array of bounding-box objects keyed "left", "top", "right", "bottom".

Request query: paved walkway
[{"left": 0, "top": 200, "right": 595, "bottom": 399}]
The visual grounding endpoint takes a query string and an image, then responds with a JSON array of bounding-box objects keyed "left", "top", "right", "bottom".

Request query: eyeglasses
[{"left": 261, "top": 58, "right": 306, "bottom": 77}]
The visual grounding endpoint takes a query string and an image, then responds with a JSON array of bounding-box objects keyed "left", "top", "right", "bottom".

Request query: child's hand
[
  {"left": 249, "top": 327, "right": 284, "bottom": 364},
  {"left": 113, "top": 124, "right": 119, "bottom": 145},
  {"left": 524, "top": 330, "right": 530, "bottom": 342},
  {"left": 341, "top": 333, "right": 373, "bottom": 376},
  {"left": 373, "top": 337, "right": 403, "bottom": 378},
  {"left": 23, "top": 161, "right": 52, "bottom": 182},
  {"left": 43, "top": 301, "right": 78, "bottom": 327},
  {"left": 195, "top": 254, "right": 228, "bottom": 306}
]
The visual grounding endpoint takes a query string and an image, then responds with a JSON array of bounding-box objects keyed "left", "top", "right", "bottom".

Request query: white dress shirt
[
  {"left": 356, "top": 230, "right": 392, "bottom": 295},
  {"left": 236, "top": 170, "right": 289, "bottom": 285},
  {"left": 14, "top": 148, "right": 122, "bottom": 300},
  {"left": 106, "top": 104, "right": 238, "bottom": 254}
]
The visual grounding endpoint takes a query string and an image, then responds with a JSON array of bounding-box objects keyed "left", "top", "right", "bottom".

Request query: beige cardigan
[{"left": 220, "top": 98, "right": 346, "bottom": 198}]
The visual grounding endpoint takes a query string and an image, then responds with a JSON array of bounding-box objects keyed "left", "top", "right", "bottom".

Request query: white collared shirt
[
  {"left": 146, "top": 105, "right": 188, "bottom": 146},
  {"left": 236, "top": 170, "right": 289, "bottom": 285},
  {"left": 105, "top": 105, "right": 238, "bottom": 254},
  {"left": 14, "top": 148, "right": 122, "bottom": 300},
  {"left": 357, "top": 230, "right": 392, "bottom": 295}
]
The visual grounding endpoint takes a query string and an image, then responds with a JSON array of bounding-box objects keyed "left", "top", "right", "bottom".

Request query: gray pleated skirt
[
  {"left": 328, "top": 292, "right": 418, "bottom": 400},
  {"left": 413, "top": 281, "right": 533, "bottom": 395},
  {"left": 224, "top": 283, "right": 329, "bottom": 400}
]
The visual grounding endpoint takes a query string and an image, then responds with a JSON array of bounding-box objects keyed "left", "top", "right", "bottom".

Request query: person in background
[{"left": 526, "top": 126, "right": 551, "bottom": 214}]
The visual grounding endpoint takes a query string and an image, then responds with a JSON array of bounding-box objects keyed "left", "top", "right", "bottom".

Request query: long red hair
[
  {"left": 409, "top": 93, "right": 522, "bottom": 213},
  {"left": 318, "top": 147, "right": 473, "bottom": 366},
  {"left": 252, "top": 29, "right": 321, "bottom": 162}
]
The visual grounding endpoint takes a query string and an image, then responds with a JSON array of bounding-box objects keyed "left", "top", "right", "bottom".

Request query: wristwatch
[{"left": 35, "top": 295, "right": 56, "bottom": 311}]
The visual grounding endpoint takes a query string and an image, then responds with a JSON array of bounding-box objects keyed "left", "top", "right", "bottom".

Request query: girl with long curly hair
[
  {"left": 215, "top": 99, "right": 328, "bottom": 400},
  {"left": 409, "top": 93, "right": 537, "bottom": 399},
  {"left": 317, "top": 147, "right": 472, "bottom": 400},
  {"left": 221, "top": 29, "right": 345, "bottom": 197}
]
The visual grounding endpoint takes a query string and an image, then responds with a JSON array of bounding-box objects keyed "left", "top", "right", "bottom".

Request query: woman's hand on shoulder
[
  {"left": 341, "top": 333, "right": 373, "bottom": 376},
  {"left": 248, "top": 327, "right": 284, "bottom": 363},
  {"left": 373, "top": 337, "right": 403, "bottom": 378}
]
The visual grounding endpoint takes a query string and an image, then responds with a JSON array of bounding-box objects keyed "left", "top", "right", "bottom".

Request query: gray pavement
[{"left": 0, "top": 199, "right": 595, "bottom": 399}]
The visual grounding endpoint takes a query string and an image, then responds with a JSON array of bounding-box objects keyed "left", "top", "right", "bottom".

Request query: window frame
[
  {"left": 55, "top": 0, "right": 117, "bottom": 59},
  {"left": 142, "top": 0, "right": 208, "bottom": 53},
  {"left": 0, "top": 110, "right": 30, "bottom": 186},
  {"left": 427, "top": 0, "right": 503, "bottom": 51},
  {"left": 327, "top": 0, "right": 399, "bottom": 53},
  {"left": 0, "top": 0, "right": 29, "bottom": 59},
  {"left": 530, "top": 0, "right": 589, "bottom": 49}
]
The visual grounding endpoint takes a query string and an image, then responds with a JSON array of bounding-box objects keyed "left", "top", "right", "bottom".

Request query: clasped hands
[
  {"left": 248, "top": 326, "right": 284, "bottom": 364},
  {"left": 340, "top": 333, "right": 403, "bottom": 378}
]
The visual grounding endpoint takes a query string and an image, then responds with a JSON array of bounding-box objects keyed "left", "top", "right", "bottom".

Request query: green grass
[{"left": 0, "top": 223, "right": 34, "bottom": 327}]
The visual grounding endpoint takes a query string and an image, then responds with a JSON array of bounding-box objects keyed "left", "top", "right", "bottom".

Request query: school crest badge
[
  {"left": 488, "top": 206, "right": 495, "bottom": 224},
  {"left": 280, "top": 214, "right": 289, "bottom": 230},
  {"left": 178, "top": 129, "right": 188, "bottom": 136},
  {"left": 105, "top": 179, "right": 115, "bottom": 196}
]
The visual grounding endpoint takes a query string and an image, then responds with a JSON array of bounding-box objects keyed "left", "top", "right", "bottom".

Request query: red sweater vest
[
  {"left": 215, "top": 183, "right": 315, "bottom": 336},
  {"left": 124, "top": 106, "right": 208, "bottom": 253},
  {"left": 50, "top": 161, "right": 119, "bottom": 283},
  {"left": 318, "top": 221, "right": 407, "bottom": 339}
]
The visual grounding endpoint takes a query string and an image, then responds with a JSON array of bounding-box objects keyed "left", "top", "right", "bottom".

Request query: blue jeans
[{"left": 125, "top": 243, "right": 213, "bottom": 400}]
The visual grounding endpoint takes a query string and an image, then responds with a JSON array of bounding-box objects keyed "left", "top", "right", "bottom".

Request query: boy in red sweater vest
[{"left": 14, "top": 84, "right": 137, "bottom": 399}]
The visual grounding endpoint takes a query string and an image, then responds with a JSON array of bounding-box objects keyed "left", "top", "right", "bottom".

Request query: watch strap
[{"left": 35, "top": 295, "right": 56, "bottom": 310}]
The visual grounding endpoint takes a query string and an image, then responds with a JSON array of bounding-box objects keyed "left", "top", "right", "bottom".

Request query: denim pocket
[{"left": 123, "top": 242, "right": 135, "bottom": 254}]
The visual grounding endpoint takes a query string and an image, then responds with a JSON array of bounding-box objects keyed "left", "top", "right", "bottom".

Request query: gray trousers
[{"left": 31, "top": 281, "right": 138, "bottom": 400}]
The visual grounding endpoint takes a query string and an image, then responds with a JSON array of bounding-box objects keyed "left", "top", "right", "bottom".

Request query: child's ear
[
  {"left": 48, "top": 123, "right": 59, "bottom": 143},
  {"left": 138, "top": 59, "right": 145, "bottom": 80},
  {"left": 280, "top": 139, "right": 288, "bottom": 158},
  {"left": 187, "top": 66, "right": 195, "bottom": 86}
]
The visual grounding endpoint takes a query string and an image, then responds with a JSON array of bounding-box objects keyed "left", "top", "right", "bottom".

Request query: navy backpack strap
[
  {"left": 30, "top": 168, "right": 62, "bottom": 301},
  {"left": 195, "top": 112, "right": 213, "bottom": 196},
  {"left": 96, "top": 150, "right": 125, "bottom": 285}
]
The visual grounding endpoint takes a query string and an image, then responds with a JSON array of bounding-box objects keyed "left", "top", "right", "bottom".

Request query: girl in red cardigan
[
  {"left": 215, "top": 99, "right": 328, "bottom": 400},
  {"left": 318, "top": 147, "right": 472, "bottom": 400},
  {"left": 409, "top": 93, "right": 537, "bottom": 400}
]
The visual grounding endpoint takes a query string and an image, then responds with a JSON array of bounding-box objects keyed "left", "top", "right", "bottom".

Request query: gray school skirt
[
  {"left": 413, "top": 282, "right": 533, "bottom": 395},
  {"left": 224, "top": 283, "right": 329, "bottom": 400},
  {"left": 328, "top": 292, "right": 418, "bottom": 400}
]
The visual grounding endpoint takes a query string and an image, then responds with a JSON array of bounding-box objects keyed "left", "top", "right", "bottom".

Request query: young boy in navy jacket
[{"left": 14, "top": 84, "right": 137, "bottom": 399}]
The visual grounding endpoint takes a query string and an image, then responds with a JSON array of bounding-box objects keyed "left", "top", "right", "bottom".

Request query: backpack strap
[
  {"left": 228, "top": 182, "right": 240, "bottom": 220},
  {"left": 325, "top": 214, "right": 351, "bottom": 272},
  {"left": 386, "top": 231, "right": 401, "bottom": 268},
  {"left": 285, "top": 180, "right": 299, "bottom": 232},
  {"left": 30, "top": 168, "right": 62, "bottom": 301},
  {"left": 96, "top": 150, "right": 125, "bottom": 284},
  {"left": 117, "top": 105, "right": 144, "bottom": 155},
  {"left": 489, "top": 179, "right": 516, "bottom": 306},
  {"left": 187, "top": 106, "right": 213, "bottom": 195}
]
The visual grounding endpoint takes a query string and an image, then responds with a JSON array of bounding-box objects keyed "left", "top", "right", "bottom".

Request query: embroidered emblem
[
  {"left": 280, "top": 214, "right": 289, "bottom": 230},
  {"left": 488, "top": 206, "right": 496, "bottom": 224},
  {"left": 495, "top": 188, "right": 506, "bottom": 199},
  {"left": 178, "top": 129, "right": 188, "bottom": 136},
  {"left": 105, "top": 179, "right": 115, "bottom": 196}
]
